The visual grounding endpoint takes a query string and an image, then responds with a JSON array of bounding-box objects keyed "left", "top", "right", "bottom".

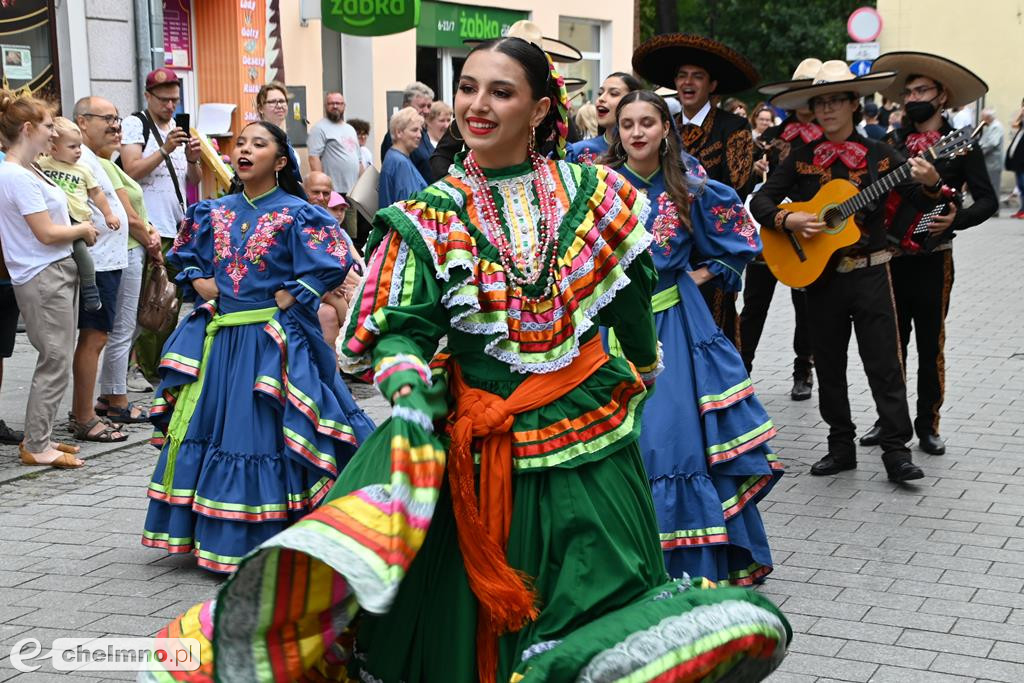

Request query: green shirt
[{"left": 99, "top": 158, "right": 149, "bottom": 250}]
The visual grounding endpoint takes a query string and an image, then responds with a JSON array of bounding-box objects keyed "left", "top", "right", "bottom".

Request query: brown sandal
[
  {"left": 52, "top": 442, "right": 81, "bottom": 455},
  {"left": 19, "top": 444, "right": 84, "bottom": 469},
  {"left": 69, "top": 416, "right": 128, "bottom": 443}
]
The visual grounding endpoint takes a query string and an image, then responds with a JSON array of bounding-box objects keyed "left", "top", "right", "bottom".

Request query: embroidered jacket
[
  {"left": 884, "top": 121, "right": 997, "bottom": 249},
  {"left": 675, "top": 106, "right": 756, "bottom": 196},
  {"left": 749, "top": 132, "right": 939, "bottom": 256}
]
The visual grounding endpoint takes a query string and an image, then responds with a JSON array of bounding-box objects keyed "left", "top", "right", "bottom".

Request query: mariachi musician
[
  {"left": 858, "top": 52, "right": 996, "bottom": 456},
  {"left": 631, "top": 34, "right": 758, "bottom": 346},
  {"left": 749, "top": 61, "right": 944, "bottom": 483},
  {"left": 740, "top": 58, "right": 822, "bottom": 401}
]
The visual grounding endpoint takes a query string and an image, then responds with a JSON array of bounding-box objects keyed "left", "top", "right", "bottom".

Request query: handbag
[{"left": 137, "top": 260, "right": 181, "bottom": 333}]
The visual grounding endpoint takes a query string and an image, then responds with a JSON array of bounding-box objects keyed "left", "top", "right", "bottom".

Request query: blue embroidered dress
[
  {"left": 141, "top": 187, "right": 375, "bottom": 572},
  {"left": 565, "top": 134, "right": 610, "bottom": 165},
  {"left": 618, "top": 162, "right": 784, "bottom": 585}
]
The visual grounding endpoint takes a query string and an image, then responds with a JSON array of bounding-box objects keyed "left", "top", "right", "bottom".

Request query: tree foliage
[{"left": 638, "top": 0, "right": 876, "bottom": 100}]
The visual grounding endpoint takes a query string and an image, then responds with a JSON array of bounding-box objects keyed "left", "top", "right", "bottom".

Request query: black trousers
[
  {"left": 739, "top": 261, "right": 814, "bottom": 376},
  {"left": 699, "top": 282, "right": 740, "bottom": 350},
  {"left": 890, "top": 250, "right": 955, "bottom": 438},
  {"left": 805, "top": 263, "right": 913, "bottom": 462}
]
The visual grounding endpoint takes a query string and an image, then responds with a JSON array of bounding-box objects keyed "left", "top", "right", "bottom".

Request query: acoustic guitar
[{"left": 761, "top": 128, "right": 972, "bottom": 288}]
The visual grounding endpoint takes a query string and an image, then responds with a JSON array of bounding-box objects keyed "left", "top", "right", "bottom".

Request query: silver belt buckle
[{"left": 836, "top": 257, "right": 856, "bottom": 274}]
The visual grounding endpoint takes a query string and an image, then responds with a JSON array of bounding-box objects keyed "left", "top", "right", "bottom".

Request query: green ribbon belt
[
  {"left": 608, "top": 285, "right": 681, "bottom": 357},
  {"left": 161, "top": 306, "right": 278, "bottom": 492}
]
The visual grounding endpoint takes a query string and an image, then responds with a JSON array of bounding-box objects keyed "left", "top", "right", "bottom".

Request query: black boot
[
  {"left": 790, "top": 372, "right": 813, "bottom": 401},
  {"left": 810, "top": 453, "right": 857, "bottom": 476},
  {"left": 919, "top": 433, "right": 946, "bottom": 455},
  {"left": 859, "top": 424, "right": 882, "bottom": 446}
]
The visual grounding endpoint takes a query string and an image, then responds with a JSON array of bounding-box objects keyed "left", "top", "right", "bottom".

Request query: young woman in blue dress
[
  {"left": 602, "top": 90, "right": 784, "bottom": 585},
  {"left": 141, "top": 121, "right": 374, "bottom": 572},
  {"left": 565, "top": 71, "right": 641, "bottom": 164}
]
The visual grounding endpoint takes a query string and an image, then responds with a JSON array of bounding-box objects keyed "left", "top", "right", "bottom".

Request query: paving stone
[
  {"left": 861, "top": 606, "right": 956, "bottom": 633},
  {"left": 13, "top": 590, "right": 106, "bottom": 610},
  {"left": 776, "top": 552, "right": 866, "bottom": 573},
  {"left": 808, "top": 617, "right": 902, "bottom": 645},
  {"left": 82, "top": 578, "right": 177, "bottom": 598},
  {"left": 16, "top": 575, "right": 107, "bottom": 593},
  {"left": 80, "top": 595, "right": 178, "bottom": 617},
  {"left": 940, "top": 569, "right": 1024, "bottom": 593},
  {"left": 897, "top": 629, "right": 994, "bottom": 657},
  {"left": 808, "top": 569, "right": 894, "bottom": 591},
  {"left": 919, "top": 597, "right": 1012, "bottom": 622},
  {"left": 868, "top": 667, "right": 974, "bottom": 683},
  {"left": 787, "top": 632, "right": 846, "bottom": 657},
  {"left": 912, "top": 551, "right": 993, "bottom": 574},
  {"left": 10, "top": 608, "right": 102, "bottom": 629},
  {"left": 85, "top": 613, "right": 178, "bottom": 636},
  {"left": 775, "top": 597, "right": 869, "bottom": 621},
  {"left": 837, "top": 639, "right": 937, "bottom": 669},
  {"left": 929, "top": 652, "right": 1024, "bottom": 682},
  {"left": 771, "top": 652, "right": 877, "bottom": 682},
  {"left": 971, "top": 588, "right": 1024, "bottom": 609},
  {"left": 859, "top": 560, "right": 943, "bottom": 582},
  {"left": 886, "top": 579, "right": 977, "bottom": 601},
  {"left": 989, "top": 641, "right": 1024, "bottom": 664}
]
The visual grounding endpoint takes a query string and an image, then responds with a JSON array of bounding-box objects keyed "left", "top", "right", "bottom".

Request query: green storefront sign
[
  {"left": 322, "top": 0, "right": 421, "bottom": 36},
  {"left": 417, "top": 1, "right": 528, "bottom": 48}
]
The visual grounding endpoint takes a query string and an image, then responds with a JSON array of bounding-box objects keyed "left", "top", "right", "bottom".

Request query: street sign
[
  {"left": 847, "top": 7, "right": 883, "bottom": 42},
  {"left": 846, "top": 42, "right": 880, "bottom": 61},
  {"left": 849, "top": 60, "right": 873, "bottom": 77}
]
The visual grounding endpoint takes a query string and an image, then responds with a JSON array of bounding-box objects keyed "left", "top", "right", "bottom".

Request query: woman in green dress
[{"left": 142, "top": 38, "right": 789, "bottom": 683}]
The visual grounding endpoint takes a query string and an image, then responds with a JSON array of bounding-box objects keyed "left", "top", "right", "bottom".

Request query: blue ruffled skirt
[
  {"left": 142, "top": 297, "right": 375, "bottom": 572},
  {"left": 641, "top": 275, "right": 782, "bottom": 585}
]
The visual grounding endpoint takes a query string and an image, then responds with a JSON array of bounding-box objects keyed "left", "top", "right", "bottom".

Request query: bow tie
[
  {"left": 813, "top": 141, "right": 868, "bottom": 170},
  {"left": 906, "top": 130, "right": 942, "bottom": 156},
  {"left": 781, "top": 122, "right": 823, "bottom": 143}
]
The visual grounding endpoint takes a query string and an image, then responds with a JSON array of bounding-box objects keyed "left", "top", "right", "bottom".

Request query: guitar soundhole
[{"left": 823, "top": 209, "right": 843, "bottom": 229}]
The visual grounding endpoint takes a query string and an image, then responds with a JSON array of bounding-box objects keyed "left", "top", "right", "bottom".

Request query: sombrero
[
  {"left": 771, "top": 60, "right": 897, "bottom": 111},
  {"left": 758, "top": 58, "right": 823, "bottom": 97},
  {"left": 871, "top": 51, "right": 987, "bottom": 108},
  {"left": 464, "top": 20, "right": 582, "bottom": 63},
  {"left": 632, "top": 34, "right": 759, "bottom": 94}
]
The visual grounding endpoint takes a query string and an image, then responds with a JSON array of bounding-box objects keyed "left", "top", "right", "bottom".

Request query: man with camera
[{"left": 119, "top": 67, "right": 201, "bottom": 384}]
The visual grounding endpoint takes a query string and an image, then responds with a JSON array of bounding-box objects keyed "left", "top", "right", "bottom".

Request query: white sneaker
[{"left": 127, "top": 366, "right": 153, "bottom": 393}]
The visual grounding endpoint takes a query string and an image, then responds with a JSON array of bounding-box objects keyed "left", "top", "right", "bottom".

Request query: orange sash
[{"left": 446, "top": 335, "right": 611, "bottom": 681}]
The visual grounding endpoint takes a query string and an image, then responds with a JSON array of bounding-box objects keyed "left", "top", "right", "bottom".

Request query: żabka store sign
[{"left": 322, "top": 0, "right": 421, "bottom": 36}]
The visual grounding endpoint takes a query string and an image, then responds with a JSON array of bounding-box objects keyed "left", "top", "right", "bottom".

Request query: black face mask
[{"left": 904, "top": 100, "right": 938, "bottom": 124}]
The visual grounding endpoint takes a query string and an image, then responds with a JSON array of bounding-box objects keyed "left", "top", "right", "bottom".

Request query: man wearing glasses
[
  {"left": 750, "top": 61, "right": 943, "bottom": 484},
  {"left": 119, "top": 67, "right": 200, "bottom": 385}
]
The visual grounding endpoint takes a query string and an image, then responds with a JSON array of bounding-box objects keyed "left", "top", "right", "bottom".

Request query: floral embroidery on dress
[
  {"left": 172, "top": 218, "right": 196, "bottom": 254},
  {"left": 650, "top": 192, "right": 682, "bottom": 254},
  {"left": 210, "top": 207, "right": 237, "bottom": 264},
  {"left": 710, "top": 203, "right": 758, "bottom": 249},
  {"left": 304, "top": 225, "right": 350, "bottom": 266},
  {"left": 243, "top": 209, "right": 293, "bottom": 272},
  {"left": 225, "top": 254, "right": 248, "bottom": 295}
]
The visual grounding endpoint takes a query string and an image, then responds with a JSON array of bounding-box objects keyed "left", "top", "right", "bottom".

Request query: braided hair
[{"left": 466, "top": 37, "right": 570, "bottom": 159}]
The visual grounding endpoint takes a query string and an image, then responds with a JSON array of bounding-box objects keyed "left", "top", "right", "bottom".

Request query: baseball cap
[
  {"left": 146, "top": 67, "right": 181, "bottom": 91},
  {"left": 864, "top": 101, "right": 880, "bottom": 116},
  {"left": 328, "top": 192, "right": 349, "bottom": 209}
]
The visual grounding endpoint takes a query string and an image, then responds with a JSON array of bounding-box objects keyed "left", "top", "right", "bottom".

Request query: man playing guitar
[
  {"left": 859, "top": 52, "right": 996, "bottom": 456},
  {"left": 749, "top": 61, "right": 944, "bottom": 483}
]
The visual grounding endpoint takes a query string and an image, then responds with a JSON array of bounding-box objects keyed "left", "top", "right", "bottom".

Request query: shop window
[
  {"left": 0, "top": 0, "right": 60, "bottom": 102},
  {"left": 558, "top": 17, "right": 606, "bottom": 105}
]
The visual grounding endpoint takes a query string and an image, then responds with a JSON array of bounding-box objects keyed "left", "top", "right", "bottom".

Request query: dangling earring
[
  {"left": 529, "top": 126, "right": 537, "bottom": 152},
  {"left": 659, "top": 137, "right": 669, "bottom": 156}
]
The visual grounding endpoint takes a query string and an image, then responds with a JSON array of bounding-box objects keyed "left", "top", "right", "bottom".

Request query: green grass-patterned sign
[{"left": 322, "top": 0, "right": 421, "bottom": 36}]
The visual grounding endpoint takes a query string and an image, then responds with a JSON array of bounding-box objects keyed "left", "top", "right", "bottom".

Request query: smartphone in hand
[{"left": 174, "top": 113, "right": 191, "bottom": 137}]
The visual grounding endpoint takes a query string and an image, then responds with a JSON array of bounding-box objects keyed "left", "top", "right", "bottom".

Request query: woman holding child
[{"left": 0, "top": 89, "right": 98, "bottom": 468}]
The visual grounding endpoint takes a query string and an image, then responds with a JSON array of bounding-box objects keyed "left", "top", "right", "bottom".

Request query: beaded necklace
[{"left": 462, "top": 150, "right": 561, "bottom": 304}]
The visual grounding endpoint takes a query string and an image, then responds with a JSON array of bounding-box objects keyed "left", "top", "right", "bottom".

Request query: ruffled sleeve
[
  {"left": 689, "top": 178, "right": 761, "bottom": 292},
  {"left": 284, "top": 204, "right": 354, "bottom": 311},
  {"left": 168, "top": 201, "right": 214, "bottom": 300},
  {"left": 339, "top": 220, "right": 447, "bottom": 403}
]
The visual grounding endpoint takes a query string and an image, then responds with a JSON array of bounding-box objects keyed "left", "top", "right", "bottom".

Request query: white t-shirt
[
  {"left": 952, "top": 108, "right": 975, "bottom": 130},
  {"left": 120, "top": 112, "right": 187, "bottom": 238},
  {"left": 0, "top": 162, "right": 74, "bottom": 286},
  {"left": 79, "top": 146, "right": 129, "bottom": 272},
  {"left": 308, "top": 118, "right": 361, "bottom": 193},
  {"left": 359, "top": 146, "right": 373, "bottom": 169}
]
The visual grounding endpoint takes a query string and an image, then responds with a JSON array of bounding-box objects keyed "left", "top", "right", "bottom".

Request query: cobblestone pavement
[{"left": 1, "top": 217, "right": 1023, "bottom": 681}]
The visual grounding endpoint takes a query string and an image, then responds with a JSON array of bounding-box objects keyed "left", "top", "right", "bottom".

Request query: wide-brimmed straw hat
[
  {"left": 464, "top": 20, "right": 582, "bottom": 63},
  {"left": 871, "top": 51, "right": 987, "bottom": 108},
  {"left": 758, "top": 58, "right": 823, "bottom": 97},
  {"left": 771, "top": 60, "right": 896, "bottom": 111},
  {"left": 632, "top": 33, "right": 759, "bottom": 94}
]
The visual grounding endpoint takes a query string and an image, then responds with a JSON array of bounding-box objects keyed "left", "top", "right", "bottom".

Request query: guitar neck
[{"left": 835, "top": 161, "right": 913, "bottom": 219}]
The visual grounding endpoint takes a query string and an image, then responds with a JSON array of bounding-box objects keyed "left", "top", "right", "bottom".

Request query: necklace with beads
[{"left": 462, "top": 150, "right": 561, "bottom": 304}]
